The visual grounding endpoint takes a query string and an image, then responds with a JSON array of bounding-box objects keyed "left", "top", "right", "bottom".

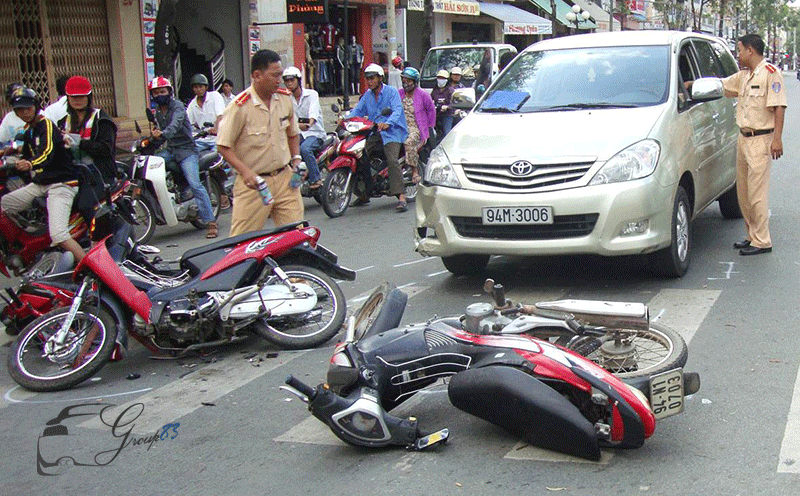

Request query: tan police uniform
[
  {"left": 216, "top": 86, "right": 303, "bottom": 236},
  {"left": 722, "top": 59, "right": 786, "bottom": 249}
]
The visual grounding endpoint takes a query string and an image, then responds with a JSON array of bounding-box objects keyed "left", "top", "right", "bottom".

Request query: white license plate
[
  {"left": 481, "top": 206, "right": 553, "bottom": 225},
  {"left": 649, "top": 368, "right": 684, "bottom": 420}
]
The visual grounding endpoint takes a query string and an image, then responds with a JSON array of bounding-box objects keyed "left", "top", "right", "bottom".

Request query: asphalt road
[{"left": 2, "top": 77, "right": 800, "bottom": 495}]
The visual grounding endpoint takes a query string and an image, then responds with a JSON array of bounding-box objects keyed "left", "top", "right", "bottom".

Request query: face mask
[
  {"left": 152, "top": 94, "right": 171, "bottom": 106},
  {"left": 436, "top": 79, "right": 447, "bottom": 88}
]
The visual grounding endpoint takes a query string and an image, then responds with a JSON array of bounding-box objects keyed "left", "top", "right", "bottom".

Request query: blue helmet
[{"left": 400, "top": 67, "right": 420, "bottom": 82}]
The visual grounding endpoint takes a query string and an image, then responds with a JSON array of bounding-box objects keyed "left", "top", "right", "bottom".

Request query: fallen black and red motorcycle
[
  {"left": 6, "top": 219, "right": 355, "bottom": 392},
  {"left": 284, "top": 282, "right": 700, "bottom": 460}
]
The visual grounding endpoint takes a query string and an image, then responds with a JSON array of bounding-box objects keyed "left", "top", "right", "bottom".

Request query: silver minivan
[{"left": 415, "top": 31, "right": 741, "bottom": 277}]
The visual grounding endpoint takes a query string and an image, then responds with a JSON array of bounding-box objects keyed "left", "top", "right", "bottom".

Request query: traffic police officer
[
  {"left": 721, "top": 34, "right": 786, "bottom": 256},
  {"left": 217, "top": 49, "right": 303, "bottom": 236}
]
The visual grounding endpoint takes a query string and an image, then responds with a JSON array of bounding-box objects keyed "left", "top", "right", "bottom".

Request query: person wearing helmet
[
  {"left": 187, "top": 73, "right": 226, "bottom": 154},
  {"left": 431, "top": 69, "right": 455, "bottom": 136},
  {"left": 398, "top": 67, "right": 435, "bottom": 206},
  {"left": 216, "top": 49, "right": 305, "bottom": 236},
  {"left": 449, "top": 66, "right": 465, "bottom": 89},
  {"left": 0, "top": 87, "right": 85, "bottom": 262},
  {"left": 0, "top": 82, "right": 26, "bottom": 154},
  {"left": 346, "top": 62, "right": 407, "bottom": 209},
  {"left": 58, "top": 76, "right": 118, "bottom": 224},
  {"left": 283, "top": 66, "right": 325, "bottom": 189},
  {"left": 149, "top": 75, "right": 218, "bottom": 238},
  {"left": 388, "top": 56, "right": 403, "bottom": 90}
]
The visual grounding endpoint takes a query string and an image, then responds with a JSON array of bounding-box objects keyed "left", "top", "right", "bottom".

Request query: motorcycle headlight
[
  {"left": 345, "top": 121, "right": 367, "bottom": 133},
  {"left": 589, "top": 140, "right": 660, "bottom": 186},
  {"left": 424, "top": 146, "right": 462, "bottom": 188}
]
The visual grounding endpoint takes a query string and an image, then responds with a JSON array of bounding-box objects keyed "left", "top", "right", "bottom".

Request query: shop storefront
[
  {"left": 406, "top": 0, "right": 483, "bottom": 66},
  {"left": 478, "top": 2, "right": 550, "bottom": 52}
]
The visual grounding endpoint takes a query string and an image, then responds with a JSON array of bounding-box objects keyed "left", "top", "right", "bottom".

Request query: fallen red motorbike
[
  {"left": 6, "top": 219, "right": 355, "bottom": 392},
  {"left": 285, "top": 282, "right": 700, "bottom": 460},
  {"left": 0, "top": 158, "right": 127, "bottom": 278},
  {"left": 320, "top": 106, "right": 418, "bottom": 218}
]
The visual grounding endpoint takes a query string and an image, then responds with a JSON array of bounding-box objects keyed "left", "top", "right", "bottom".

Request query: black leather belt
[
  {"left": 259, "top": 165, "right": 288, "bottom": 177},
  {"left": 740, "top": 128, "right": 773, "bottom": 137}
]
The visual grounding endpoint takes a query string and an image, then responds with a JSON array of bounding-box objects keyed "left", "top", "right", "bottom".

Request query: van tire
[
  {"left": 650, "top": 186, "right": 691, "bottom": 278},
  {"left": 441, "top": 255, "right": 490, "bottom": 276},
  {"left": 718, "top": 185, "right": 743, "bottom": 219}
]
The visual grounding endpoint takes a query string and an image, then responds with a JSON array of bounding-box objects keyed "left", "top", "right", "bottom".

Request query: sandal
[
  {"left": 206, "top": 221, "right": 219, "bottom": 239},
  {"left": 395, "top": 200, "right": 408, "bottom": 213},
  {"left": 411, "top": 168, "right": 421, "bottom": 184}
]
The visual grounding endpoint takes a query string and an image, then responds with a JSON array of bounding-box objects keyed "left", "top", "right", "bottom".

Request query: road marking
[
  {"left": 778, "top": 363, "right": 800, "bottom": 473},
  {"left": 79, "top": 351, "right": 307, "bottom": 434},
  {"left": 393, "top": 258, "right": 436, "bottom": 268},
  {"left": 707, "top": 261, "right": 738, "bottom": 280},
  {"left": 647, "top": 289, "right": 720, "bottom": 345},
  {"left": 355, "top": 265, "right": 375, "bottom": 272},
  {"left": 3, "top": 386, "right": 153, "bottom": 405},
  {"left": 505, "top": 442, "right": 613, "bottom": 464},
  {"left": 427, "top": 270, "right": 449, "bottom": 278}
]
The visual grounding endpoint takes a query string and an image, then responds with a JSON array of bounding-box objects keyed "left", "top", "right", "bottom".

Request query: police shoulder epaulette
[
  {"left": 276, "top": 88, "right": 291, "bottom": 96},
  {"left": 765, "top": 63, "right": 776, "bottom": 73},
  {"left": 235, "top": 92, "right": 251, "bottom": 106}
]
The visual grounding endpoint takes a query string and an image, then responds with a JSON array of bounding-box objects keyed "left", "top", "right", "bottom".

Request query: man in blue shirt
[{"left": 347, "top": 63, "right": 408, "bottom": 211}]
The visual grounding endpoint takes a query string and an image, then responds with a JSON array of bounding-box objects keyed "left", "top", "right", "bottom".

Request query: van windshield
[
  {"left": 421, "top": 47, "right": 489, "bottom": 81},
  {"left": 477, "top": 45, "right": 670, "bottom": 113}
]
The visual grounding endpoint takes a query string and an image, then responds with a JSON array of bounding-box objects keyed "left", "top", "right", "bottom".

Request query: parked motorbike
[
  {"left": 298, "top": 132, "right": 339, "bottom": 204},
  {"left": 284, "top": 282, "right": 700, "bottom": 460},
  {"left": 122, "top": 113, "right": 226, "bottom": 245},
  {"left": 320, "top": 106, "right": 419, "bottom": 218},
  {"left": 6, "top": 219, "right": 356, "bottom": 392},
  {"left": 0, "top": 157, "right": 128, "bottom": 278}
]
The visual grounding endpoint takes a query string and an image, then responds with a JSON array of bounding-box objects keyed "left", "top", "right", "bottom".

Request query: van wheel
[
  {"left": 718, "top": 185, "right": 743, "bottom": 219},
  {"left": 650, "top": 186, "right": 690, "bottom": 278},
  {"left": 441, "top": 255, "right": 490, "bottom": 276}
]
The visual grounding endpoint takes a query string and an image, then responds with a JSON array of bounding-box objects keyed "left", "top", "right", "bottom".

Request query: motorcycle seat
[
  {"left": 198, "top": 152, "right": 222, "bottom": 172},
  {"left": 321, "top": 134, "right": 335, "bottom": 149}
]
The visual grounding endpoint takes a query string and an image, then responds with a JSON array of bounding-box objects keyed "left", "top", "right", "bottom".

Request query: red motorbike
[
  {"left": 298, "top": 132, "right": 340, "bottom": 204},
  {"left": 0, "top": 158, "right": 128, "bottom": 278},
  {"left": 285, "top": 282, "right": 700, "bottom": 459},
  {"left": 6, "top": 219, "right": 355, "bottom": 392},
  {"left": 320, "top": 106, "right": 418, "bottom": 218}
]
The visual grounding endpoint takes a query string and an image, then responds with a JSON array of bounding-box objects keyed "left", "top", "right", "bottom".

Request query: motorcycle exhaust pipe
[{"left": 532, "top": 299, "right": 649, "bottom": 331}]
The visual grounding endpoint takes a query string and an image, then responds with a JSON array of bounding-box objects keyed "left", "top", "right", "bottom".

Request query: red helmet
[
  {"left": 148, "top": 76, "right": 173, "bottom": 92},
  {"left": 65, "top": 76, "right": 92, "bottom": 96},
  {"left": 391, "top": 56, "right": 403, "bottom": 69}
]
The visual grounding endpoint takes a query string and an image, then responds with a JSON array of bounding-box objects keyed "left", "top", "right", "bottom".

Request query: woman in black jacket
[{"left": 58, "top": 76, "right": 118, "bottom": 223}]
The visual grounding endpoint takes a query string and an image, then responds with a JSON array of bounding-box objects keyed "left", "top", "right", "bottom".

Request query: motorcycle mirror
[
  {"left": 135, "top": 120, "right": 142, "bottom": 134},
  {"left": 145, "top": 108, "right": 156, "bottom": 124},
  {"left": 331, "top": 104, "right": 340, "bottom": 113},
  {"left": 381, "top": 107, "right": 392, "bottom": 116}
]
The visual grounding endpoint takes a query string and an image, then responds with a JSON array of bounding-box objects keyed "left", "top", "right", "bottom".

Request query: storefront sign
[
  {"left": 627, "top": 0, "right": 645, "bottom": 17},
  {"left": 371, "top": 8, "right": 406, "bottom": 59},
  {"left": 504, "top": 23, "right": 544, "bottom": 35},
  {"left": 407, "top": 0, "right": 480, "bottom": 16},
  {"left": 286, "top": 0, "right": 325, "bottom": 24}
]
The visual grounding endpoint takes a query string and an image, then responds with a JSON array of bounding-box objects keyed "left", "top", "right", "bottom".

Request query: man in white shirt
[
  {"left": 282, "top": 66, "right": 326, "bottom": 188},
  {"left": 0, "top": 82, "right": 26, "bottom": 154},
  {"left": 186, "top": 73, "right": 226, "bottom": 154},
  {"left": 42, "top": 75, "right": 70, "bottom": 124}
]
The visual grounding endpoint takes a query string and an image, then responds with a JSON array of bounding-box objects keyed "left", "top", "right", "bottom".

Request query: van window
[
  {"left": 692, "top": 40, "right": 725, "bottom": 78},
  {"left": 421, "top": 47, "right": 487, "bottom": 81},
  {"left": 477, "top": 45, "right": 670, "bottom": 112},
  {"left": 711, "top": 42, "right": 739, "bottom": 76}
]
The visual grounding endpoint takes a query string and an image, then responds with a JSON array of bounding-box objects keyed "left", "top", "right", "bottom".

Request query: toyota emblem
[{"left": 509, "top": 160, "right": 535, "bottom": 176}]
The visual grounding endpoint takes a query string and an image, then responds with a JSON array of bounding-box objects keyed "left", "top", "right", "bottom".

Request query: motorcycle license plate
[
  {"left": 482, "top": 206, "right": 553, "bottom": 225},
  {"left": 648, "top": 368, "right": 684, "bottom": 420}
]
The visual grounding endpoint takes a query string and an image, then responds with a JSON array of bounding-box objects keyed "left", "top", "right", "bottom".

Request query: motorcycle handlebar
[{"left": 285, "top": 375, "right": 316, "bottom": 399}]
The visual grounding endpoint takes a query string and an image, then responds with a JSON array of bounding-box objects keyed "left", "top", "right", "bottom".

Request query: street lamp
[{"left": 565, "top": 4, "right": 591, "bottom": 32}]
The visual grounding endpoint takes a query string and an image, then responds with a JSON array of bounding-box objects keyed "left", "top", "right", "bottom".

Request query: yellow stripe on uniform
[{"left": 29, "top": 119, "right": 54, "bottom": 167}]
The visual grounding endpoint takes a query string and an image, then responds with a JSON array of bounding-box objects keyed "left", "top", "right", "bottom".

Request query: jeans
[
  {"left": 440, "top": 114, "right": 453, "bottom": 136},
  {"left": 195, "top": 139, "right": 216, "bottom": 154},
  {"left": 299, "top": 136, "right": 323, "bottom": 183},
  {"left": 157, "top": 149, "right": 215, "bottom": 224}
]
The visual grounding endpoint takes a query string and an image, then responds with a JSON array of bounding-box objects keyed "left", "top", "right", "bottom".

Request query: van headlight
[
  {"left": 589, "top": 140, "right": 660, "bottom": 185},
  {"left": 424, "top": 146, "right": 462, "bottom": 188}
]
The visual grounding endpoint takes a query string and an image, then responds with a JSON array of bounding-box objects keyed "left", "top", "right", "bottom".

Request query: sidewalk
[{"left": 319, "top": 94, "right": 359, "bottom": 133}]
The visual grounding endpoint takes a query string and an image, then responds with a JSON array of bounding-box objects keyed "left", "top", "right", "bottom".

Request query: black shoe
[
  {"left": 179, "top": 188, "right": 194, "bottom": 202},
  {"left": 351, "top": 197, "right": 370, "bottom": 207},
  {"left": 733, "top": 239, "right": 751, "bottom": 249},
  {"left": 739, "top": 245, "right": 772, "bottom": 256}
]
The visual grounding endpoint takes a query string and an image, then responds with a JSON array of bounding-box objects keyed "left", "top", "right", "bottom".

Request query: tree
[
  {"left": 651, "top": 0, "right": 688, "bottom": 30},
  {"left": 422, "top": 0, "right": 432, "bottom": 66}
]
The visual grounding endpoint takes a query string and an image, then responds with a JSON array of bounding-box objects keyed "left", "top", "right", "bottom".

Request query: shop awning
[
  {"left": 407, "top": 0, "right": 480, "bottom": 16},
  {"left": 529, "top": 0, "right": 597, "bottom": 30},
  {"left": 478, "top": 2, "right": 552, "bottom": 35}
]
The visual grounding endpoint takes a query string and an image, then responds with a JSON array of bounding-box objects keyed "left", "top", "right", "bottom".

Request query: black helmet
[
  {"left": 5, "top": 82, "right": 22, "bottom": 104},
  {"left": 190, "top": 74, "right": 209, "bottom": 87},
  {"left": 10, "top": 87, "right": 39, "bottom": 109}
]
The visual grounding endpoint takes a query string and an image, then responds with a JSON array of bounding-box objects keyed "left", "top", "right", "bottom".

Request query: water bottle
[
  {"left": 290, "top": 162, "right": 306, "bottom": 189},
  {"left": 255, "top": 176, "right": 273, "bottom": 205}
]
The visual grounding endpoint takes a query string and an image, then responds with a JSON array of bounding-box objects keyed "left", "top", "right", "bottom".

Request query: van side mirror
[{"left": 691, "top": 77, "right": 724, "bottom": 102}]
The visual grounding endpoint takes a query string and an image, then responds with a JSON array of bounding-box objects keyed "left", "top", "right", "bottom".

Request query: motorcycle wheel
[
  {"left": 561, "top": 322, "right": 688, "bottom": 380},
  {"left": 253, "top": 265, "right": 346, "bottom": 349},
  {"left": 312, "top": 168, "right": 328, "bottom": 205},
  {"left": 124, "top": 193, "right": 156, "bottom": 245},
  {"left": 190, "top": 178, "right": 222, "bottom": 229},
  {"left": 321, "top": 168, "right": 353, "bottom": 218},
  {"left": 7, "top": 306, "right": 117, "bottom": 392}
]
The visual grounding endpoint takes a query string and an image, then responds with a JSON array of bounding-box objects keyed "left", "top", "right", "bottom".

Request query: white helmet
[
  {"left": 436, "top": 69, "right": 449, "bottom": 79},
  {"left": 282, "top": 66, "right": 302, "bottom": 80},
  {"left": 450, "top": 66, "right": 462, "bottom": 76},
  {"left": 363, "top": 63, "right": 384, "bottom": 78}
]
